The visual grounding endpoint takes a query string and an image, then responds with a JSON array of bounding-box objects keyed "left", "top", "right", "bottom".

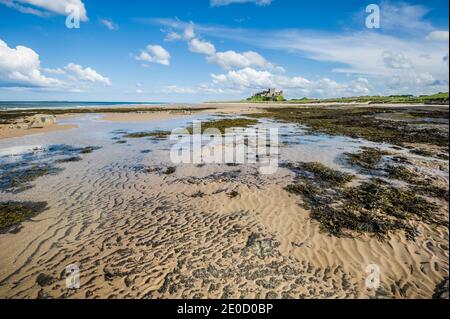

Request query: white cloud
[
  {"left": 100, "top": 18, "right": 118, "bottom": 31},
  {"left": 0, "top": 0, "right": 88, "bottom": 21},
  {"left": 188, "top": 38, "right": 216, "bottom": 56},
  {"left": 64, "top": 63, "right": 111, "bottom": 86},
  {"left": 164, "top": 31, "right": 183, "bottom": 42},
  {"left": 0, "top": 38, "right": 62, "bottom": 88},
  {"left": 0, "top": 38, "right": 110, "bottom": 91},
  {"left": 211, "top": 67, "right": 372, "bottom": 98},
  {"left": 163, "top": 24, "right": 195, "bottom": 42},
  {"left": 207, "top": 50, "right": 273, "bottom": 70},
  {"left": 379, "top": 1, "right": 432, "bottom": 33},
  {"left": 161, "top": 84, "right": 242, "bottom": 95},
  {"left": 212, "top": 67, "right": 274, "bottom": 88},
  {"left": 183, "top": 24, "right": 196, "bottom": 40},
  {"left": 211, "top": 0, "right": 273, "bottom": 7},
  {"left": 149, "top": 6, "right": 449, "bottom": 97},
  {"left": 251, "top": 30, "right": 449, "bottom": 94},
  {"left": 426, "top": 30, "right": 449, "bottom": 42},
  {"left": 382, "top": 51, "right": 412, "bottom": 69},
  {"left": 136, "top": 45, "right": 171, "bottom": 66},
  {"left": 42, "top": 67, "right": 65, "bottom": 75},
  {"left": 166, "top": 23, "right": 280, "bottom": 72}
]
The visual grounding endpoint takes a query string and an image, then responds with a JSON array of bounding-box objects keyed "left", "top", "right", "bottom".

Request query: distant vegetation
[
  {"left": 246, "top": 95, "right": 286, "bottom": 102},
  {"left": 288, "top": 92, "right": 449, "bottom": 105}
]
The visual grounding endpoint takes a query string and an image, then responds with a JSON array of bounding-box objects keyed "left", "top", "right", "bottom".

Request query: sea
[{"left": 0, "top": 101, "right": 165, "bottom": 111}]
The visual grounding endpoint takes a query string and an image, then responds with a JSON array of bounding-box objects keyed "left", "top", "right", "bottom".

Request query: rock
[
  {"left": 36, "top": 273, "right": 55, "bottom": 287},
  {"left": 433, "top": 277, "right": 449, "bottom": 299},
  {"left": 29, "top": 115, "right": 56, "bottom": 128},
  {"left": 9, "top": 115, "right": 56, "bottom": 130},
  {"left": 266, "top": 291, "right": 278, "bottom": 299}
]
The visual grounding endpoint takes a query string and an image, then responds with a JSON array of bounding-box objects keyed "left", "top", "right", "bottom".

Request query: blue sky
[{"left": 0, "top": 0, "right": 448, "bottom": 102}]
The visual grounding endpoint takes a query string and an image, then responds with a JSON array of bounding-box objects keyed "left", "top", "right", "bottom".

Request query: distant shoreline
[{"left": 1, "top": 102, "right": 448, "bottom": 140}]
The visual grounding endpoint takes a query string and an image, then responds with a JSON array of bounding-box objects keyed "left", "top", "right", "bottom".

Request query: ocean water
[{"left": 0, "top": 101, "right": 165, "bottom": 111}]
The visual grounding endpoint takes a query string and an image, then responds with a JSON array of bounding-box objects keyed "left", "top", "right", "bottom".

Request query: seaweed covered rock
[
  {"left": 0, "top": 201, "right": 48, "bottom": 234},
  {"left": 433, "top": 277, "right": 449, "bottom": 299}
]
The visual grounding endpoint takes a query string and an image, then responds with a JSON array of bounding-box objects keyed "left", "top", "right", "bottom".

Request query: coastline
[
  {"left": 0, "top": 101, "right": 448, "bottom": 298},
  {"left": 1, "top": 102, "right": 448, "bottom": 140}
]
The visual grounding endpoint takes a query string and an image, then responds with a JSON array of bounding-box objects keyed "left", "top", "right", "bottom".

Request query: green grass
[
  {"left": 246, "top": 95, "right": 286, "bottom": 102},
  {"left": 288, "top": 92, "right": 449, "bottom": 105}
]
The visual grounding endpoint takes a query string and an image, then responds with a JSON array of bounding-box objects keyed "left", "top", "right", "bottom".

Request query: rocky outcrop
[
  {"left": 8, "top": 115, "right": 56, "bottom": 129},
  {"left": 433, "top": 277, "right": 449, "bottom": 299}
]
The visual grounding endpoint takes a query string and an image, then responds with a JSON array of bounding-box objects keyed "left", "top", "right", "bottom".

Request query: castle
[{"left": 253, "top": 88, "right": 284, "bottom": 99}]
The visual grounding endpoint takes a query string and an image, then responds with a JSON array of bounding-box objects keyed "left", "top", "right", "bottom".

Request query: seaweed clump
[
  {"left": 385, "top": 165, "right": 421, "bottom": 184},
  {"left": 187, "top": 118, "right": 259, "bottom": 135},
  {"left": 124, "top": 131, "right": 171, "bottom": 139},
  {"left": 80, "top": 146, "right": 101, "bottom": 154},
  {"left": 284, "top": 162, "right": 354, "bottom": 187},
  {"left": 55, "top": 156, "right": 83, "bottom": 164},
  {"left": 345, "top": 148, "right": 449, "bottom": 202},
  {"left": 0, "top": 144, "right": 101, "bottom": 193},
  {"left": 248, "top": 107, "right": 449, "bottom": 147},
  {"left": 284, "top": 162, "right": 444, "bottom": 240},
  {"left": 0, "top": 163, "right": 63, "bottom": 193},
  {"left": 344, "top": 147, "right": 390, "bottom": 171},
  {"left": 0, "top": 201, "right": 48, "bottom": 234}
]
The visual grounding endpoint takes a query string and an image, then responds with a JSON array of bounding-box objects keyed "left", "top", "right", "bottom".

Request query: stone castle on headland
[{"left": 252, "top": 88, "right": 284, "bottom": 99}]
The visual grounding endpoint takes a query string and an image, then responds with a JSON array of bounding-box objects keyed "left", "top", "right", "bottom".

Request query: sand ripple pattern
[{"left": 0, "top": 155, "right": 447, "bottom": 299}]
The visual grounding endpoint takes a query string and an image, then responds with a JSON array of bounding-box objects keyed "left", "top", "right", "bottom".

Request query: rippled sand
[{"left": 0, "top": 110, "right": 448, "bottom": 299}]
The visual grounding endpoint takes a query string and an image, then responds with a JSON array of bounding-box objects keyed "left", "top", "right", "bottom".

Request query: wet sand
[
  {"left": 0, "top": 113, "right": 79, "bottom": 140},
  {"left": 0, "top": 103, "right": 448, "bottom": 299}
]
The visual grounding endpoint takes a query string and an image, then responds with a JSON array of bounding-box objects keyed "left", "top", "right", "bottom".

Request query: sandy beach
[{"left": 0, "top": 103, "right": 448, "bottom": 299}]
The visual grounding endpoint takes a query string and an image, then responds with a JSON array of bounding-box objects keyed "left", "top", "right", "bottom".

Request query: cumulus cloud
[
  {"left": 149, "top": 3, "right": 449, "bottom": 98},
  {"left": 0, "top": 0, "right": 88, "bottom": 21},
  {"left": 164, "top": 31, "right": 183, "bottom": 42},
  {"left": 161, "top": 84, "right": 242, "bottom": 95},
  {"left": 64, "top": 63, "right": 111, "bottom": 86},
  {"left": 163, "top": 22, "right": 196, "bottom": 42},
  {"left": 207, "top": 50, "right": 274, "bottom": 70},
  {"left": 100, "top": 18, "right": 119, "bottom": 31},
  {"left": 136, "top": 45, "right": 171, "bottom": 66},
  {"left": 0, "top": 38, "right": 62, "bottom": 88},
  {"left": 211, "top": 0, "right": 273, "bottom": 7},
  {"left": 168, "top": 23, "right": 281, "bottom": 72},
  {"left": 189, "top": 38, "right": 216, "bottom": 56},
  {"left": 210, "top": 67, "right": 372, "bottom": 97},
  {"left": 426, "top": 30, "right": 449, "bottom": 42},
  {"left": 0, "top": 38, "right": 111, "bottom": 91}
]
